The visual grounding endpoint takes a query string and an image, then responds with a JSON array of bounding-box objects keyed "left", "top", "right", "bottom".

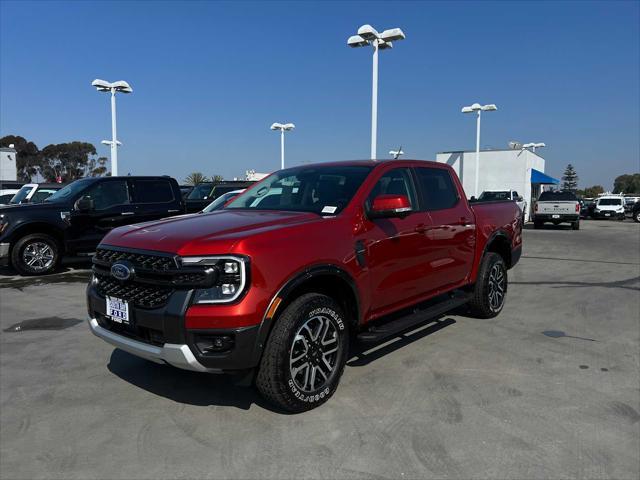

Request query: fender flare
[{"left": 249, "top": 264, "right": 360, "bottom": 366}]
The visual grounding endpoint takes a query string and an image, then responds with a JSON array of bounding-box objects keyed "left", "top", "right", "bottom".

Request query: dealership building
[
  {"left": 436, "top": 148, "right": 559, "bottom": 220},
  {"left": 0, "top": 146, "right": 17, "bottom": 181}
]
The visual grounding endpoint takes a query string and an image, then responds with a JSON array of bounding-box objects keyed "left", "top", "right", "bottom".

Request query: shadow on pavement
[{"left": 107, "top": 348, "right": 283, "bottom": 413}]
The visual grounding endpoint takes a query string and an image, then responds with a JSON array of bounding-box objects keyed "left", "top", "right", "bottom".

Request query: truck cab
[{"left": 0, "top": 176, "right": 184, "bottom": 275}]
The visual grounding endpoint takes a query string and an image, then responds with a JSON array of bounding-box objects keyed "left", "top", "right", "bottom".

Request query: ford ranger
[{"left": 87, "top": 160, "right": 522, "bottom": 412}]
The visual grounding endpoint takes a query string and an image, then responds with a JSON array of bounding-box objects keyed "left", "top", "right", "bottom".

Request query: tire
[
  {"left": 256, "top": 293, "right": 350, "bottom": 413},
  {"left": 635, "top": 211, "right": 640, "bottom": 223},
  {"left": 468, "top": 252, "right": 507, "bottom": 319},
  {"left": 10, "top": 233, "right": 60, "bottom": 276},
  {"left": 572, "top": 221, "right": 580, "bottom": 230},
  {"left": 533, "top": 221, "right": 543, "bottom": 229}
]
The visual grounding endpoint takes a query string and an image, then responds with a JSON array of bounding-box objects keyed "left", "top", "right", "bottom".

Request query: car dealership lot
[{"left": 1, "top": 221, "right": 638, "bottom": 479}]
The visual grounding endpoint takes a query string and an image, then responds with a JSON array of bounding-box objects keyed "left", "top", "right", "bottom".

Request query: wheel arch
[
  {"left": 483, "top": 230, "right": 513, "bottom": 268},
  {"left": 7, "top": 222, "right": 65, "bottom": 254},
  {"left": 251, "top": 265, "right": 360, "bottom": 366}
]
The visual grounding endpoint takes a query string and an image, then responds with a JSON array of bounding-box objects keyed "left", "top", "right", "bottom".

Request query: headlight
[
  {"left": 181, "top": 255, "right": 248, "bottom": 304},
  {"left": 0, "top": 214, "right": 8, "bottom": 235}
]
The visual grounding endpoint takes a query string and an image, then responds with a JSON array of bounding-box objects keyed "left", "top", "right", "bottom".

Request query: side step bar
[{"left": 356, "top": 291, "right": 472, "bottom": 344}]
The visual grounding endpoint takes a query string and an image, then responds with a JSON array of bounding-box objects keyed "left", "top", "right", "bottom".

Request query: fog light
[
  {"left": 194, "top": 335, "right": 234, "bottom": 354},
  {"left": 221, "top": 283, "right": 236, "bottom": 295}
]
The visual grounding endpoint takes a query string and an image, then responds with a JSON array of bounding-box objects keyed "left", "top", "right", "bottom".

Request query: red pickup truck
[{"left": 87, "top": 160, "right": 522, "bottom": 412}]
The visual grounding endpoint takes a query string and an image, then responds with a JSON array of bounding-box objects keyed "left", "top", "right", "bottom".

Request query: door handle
[
  {"left": 414, "top": 224, "right": 427, "bottom": 234},
  {"left": 453, "top": 217, "right": 472, "bottom": 226},
  {"left": 168, "top": 209, "right": 180, "bottom": 213},
  {"left": 121, "top": 212, "right": 134, "bottom": 216}
]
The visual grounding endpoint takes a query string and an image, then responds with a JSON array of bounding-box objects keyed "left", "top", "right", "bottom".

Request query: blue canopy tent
[{"left": 531, "top": 169, "right": 560, "bottom": 185}]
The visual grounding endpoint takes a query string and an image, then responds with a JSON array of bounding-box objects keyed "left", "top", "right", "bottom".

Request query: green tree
[
  {"left": 211, "top": 174, "right": 224, "bottom": 182},
  {"left": 85, "top": 156, "right": 109, "bottom": 177},
  {"left": 0, "top": 135, "right": 42, "bottom": 181},
  {"left": 561, "top": 164, "right": 579, "bottom": 192},
  {"left": 613, "top": 173, "right": 640, "bottom": 193},
  {"left": 577, "top": 185, "right": 605, "bottom": 198},
  {"left": 39, "top": 142, "right": 97, "bottom": 182},
  {"left": 184, "top": 172, "right": 209, "bottom": 185}
]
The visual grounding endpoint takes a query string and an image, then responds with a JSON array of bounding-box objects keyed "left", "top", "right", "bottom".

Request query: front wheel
[
  {"left": 635, "top": 211, "right": 640, "bottom": 223},
  {"left": 468, "top": 253, "right": 507, "bottom": 319},
  {"left": 256, "top": 293, "right": 349, "bottom": 412},
  {"left": 10, "top": 233, "right": 60, "bottom": 276}
]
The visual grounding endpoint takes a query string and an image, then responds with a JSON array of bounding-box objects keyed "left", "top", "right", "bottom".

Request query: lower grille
[{"left": 95, "top": 274, "right": 174, "bottom": 309}]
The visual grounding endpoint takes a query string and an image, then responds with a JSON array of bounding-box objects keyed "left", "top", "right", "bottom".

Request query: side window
[
  {"left": 367, "top": 168, "right": 417, "bottom": 209},
  {"left": 414, "top": 168, "right": 459, "bottom": 211},
  {"left": 513, "top": 191, "right": 519, "bottom": 199},
  {"left": 133, "top": 180, "right": 175, "bottom": 203},
  {"left": 83, "top": 181, "right": 130, "bottom": 210}
]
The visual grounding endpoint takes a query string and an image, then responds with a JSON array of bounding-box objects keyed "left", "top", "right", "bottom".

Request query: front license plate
[
  {"left": 552, "top": 214, "right": 560, "bottom": 219},
  {"left": 106, "top": 296, "right": 130, "bottom": 324}
]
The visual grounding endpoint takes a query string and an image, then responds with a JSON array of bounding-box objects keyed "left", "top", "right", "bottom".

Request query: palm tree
[{"left": 184, "top": 172, "right": 209, "bottom": 185}]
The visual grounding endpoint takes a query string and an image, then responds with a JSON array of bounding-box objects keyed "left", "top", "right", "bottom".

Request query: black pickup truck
[{"left": 0, "top": 176, "right": 184, "bottom": 275}]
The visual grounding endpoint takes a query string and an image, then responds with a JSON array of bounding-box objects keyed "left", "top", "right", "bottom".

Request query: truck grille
[
  {"left": 94, "top": 248, "right": 177, "bottom": 271},
  {"left": 95, "top": 273, "right": 174, "bottom": 309},
  {"left": 92, "top": 247, "right": 214, "bottom": 309}
]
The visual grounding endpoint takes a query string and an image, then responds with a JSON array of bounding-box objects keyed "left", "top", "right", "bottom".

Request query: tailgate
[{"left": 536, "top": 201, "right": 577, "bottom": 214}]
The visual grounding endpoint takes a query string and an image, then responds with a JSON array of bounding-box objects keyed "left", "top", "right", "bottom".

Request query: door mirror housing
[
  {"left": 369, "top": 194, "right": 412, "bottom": 219},
  {"left": 517, "top": 196, "right": 524, "bottom": 202},
  {"left": 75, "top": 196, "right": 94, "bottom": 212}
]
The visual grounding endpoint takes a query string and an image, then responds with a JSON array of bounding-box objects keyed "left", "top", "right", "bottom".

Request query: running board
[{"left": 356, "top": 291, "right": 472, "bottom": 344}]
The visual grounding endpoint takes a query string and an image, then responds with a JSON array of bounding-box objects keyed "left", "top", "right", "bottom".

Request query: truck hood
[
  {"left": 101, "top": 209, "right": 323, "bottom": 256},
  {"left": 0, "top": 201, "right": 69, "bottom": 215}
]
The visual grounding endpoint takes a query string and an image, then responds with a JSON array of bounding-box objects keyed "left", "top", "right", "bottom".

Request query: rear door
[
  {"left": 413, "top": 166, "right": 476, "bottom": 291},
  {"left": 131, "top": 178, "right": 182, "bottom": 224},
  {"left": 67, "top": 179, "right": 134, "bottom": 253}
]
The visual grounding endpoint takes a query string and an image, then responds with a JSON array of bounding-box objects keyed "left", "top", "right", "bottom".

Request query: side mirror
[
  {"left": 75, "top": 196, "right": 94, "bottom": 212},
  {"left": 470, "top": 196, "right": 477, "bottom": 202},
  {"left": 369, "top": 194, "right": 412, "bottom": 219},
  {"left": 517, "top": 196, "right": 524, "bottom": 202}
]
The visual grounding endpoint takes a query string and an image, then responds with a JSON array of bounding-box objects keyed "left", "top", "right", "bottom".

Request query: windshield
[
  {"left": 538, "top": 191, "right": 578, "bottom": 201},
  {"left": 598, "top": 198, "right": 623, "bottom": 206},
  {"left": 202, "top": 190, "right": 243, "bottom": 212},
  {"left": 9, "top": 185, "right": 34, "bottom": 204},
  {"left": 187, "top": 183, "right": 213, "bottom": 200},
  {"left": 478, "top": 191, "right": 509, "bottom": 201},
  {"left": 44, "top": 179, "right": 92, "bottom": 203},
  {"left": 226, "top": 165, "right": 373, "bottom": 215}
]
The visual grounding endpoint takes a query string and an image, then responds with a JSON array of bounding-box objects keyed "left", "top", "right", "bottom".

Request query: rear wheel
[
  {"left": 533, "top": 221, "right": 543, "bottom": 229},
  {"left": 256, "top": 293, "right": 349, "bottom": 412},
  {"left": 635, "top": 211, "right": 640, "bottom": 223},
  {"left": 572, "top": 220, "right": 580, "bottom": 230},
  {"left": 10, "top": 233, "right": 60, "bottom": 276},
  {"left": 468, "top": 253, "right": 507, "bottom": 319}
]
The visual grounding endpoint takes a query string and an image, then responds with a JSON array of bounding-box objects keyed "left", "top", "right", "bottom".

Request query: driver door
[
  {"left": 67, "top": 179, "right": 134, "bottom": 253},
  {"left": 360, "top": 167, "right": 434, "bottom": 315}
]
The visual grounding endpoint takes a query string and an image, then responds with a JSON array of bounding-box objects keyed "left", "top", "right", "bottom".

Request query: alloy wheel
[
  {"left": 289, "top": 314, "right": 340, "bottom": 392},
  {"left": 22, "top": 241, "right": 55, "bottom": 272},
  {"left": 488, "top": 263, "right": 506, "bottom": 312}
]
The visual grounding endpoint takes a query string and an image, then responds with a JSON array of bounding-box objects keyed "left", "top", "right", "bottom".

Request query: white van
[{"left": 594, "top": 195, "right": 625, "bottom": 220}]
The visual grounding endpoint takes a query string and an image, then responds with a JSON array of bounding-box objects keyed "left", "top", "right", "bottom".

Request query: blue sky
[{"left": 1, "top": 0, "right": 638, "bottom": 188}]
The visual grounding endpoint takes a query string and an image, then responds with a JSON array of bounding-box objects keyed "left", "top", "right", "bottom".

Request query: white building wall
[
  {"left": 0, "top": 148, "right": 18, "bottom": 181},
  {"left": 436, "top": 149, "right": 546, "bottom": 220}
]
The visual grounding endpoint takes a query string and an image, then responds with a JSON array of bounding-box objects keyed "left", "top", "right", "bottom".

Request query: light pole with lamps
[
  {"left": 91, "top": 79, "right": 133, "bottom": 176},
  {"left": 348, "top": 24, "right": 405, "bottom": 160},
  {"left": 461, "top": 102, "right": 497, "bottom": 197},
  {"left": 270, "top": 122, "right": 295, "bottom": 170},
  {"left": 522, "top": 142, "right": 546, "bottom": 153}
]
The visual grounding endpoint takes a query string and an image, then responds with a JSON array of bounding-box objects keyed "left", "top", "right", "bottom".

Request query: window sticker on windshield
[{"left": 322, "top": 206, "right": 337, "bottom": 214}]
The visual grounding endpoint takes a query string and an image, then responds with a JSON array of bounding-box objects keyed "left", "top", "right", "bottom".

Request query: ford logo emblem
[{"left": 111, "top": 262, "right": 134, "bottom": 281}]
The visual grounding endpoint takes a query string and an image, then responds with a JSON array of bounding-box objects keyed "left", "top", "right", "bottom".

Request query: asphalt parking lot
[{"left": 1, "top": 220, "right": 638, "bottom": 480}]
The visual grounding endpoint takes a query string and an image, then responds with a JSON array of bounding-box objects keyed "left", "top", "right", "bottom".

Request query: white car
[{"left": 593, "top": 195, "right": 626, "bottom": 220}]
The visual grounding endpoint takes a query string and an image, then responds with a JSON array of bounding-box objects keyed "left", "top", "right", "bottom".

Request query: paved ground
[{"left": 1, "top": 220, "right": 638, "bottom": 479}]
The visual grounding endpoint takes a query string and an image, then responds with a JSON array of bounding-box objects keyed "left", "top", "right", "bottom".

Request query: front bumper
[
  {"left": 593, "top": 211, "right": 625, "bottom": 219},
  {"left": 88, "top": 317, "right": 215, "bottom": 372},
  {"left": 87, "top": 283, "right": 262, "bottom": 372},
  {"left": 0, "top": 242, "right": 9, "bottom": 267}
]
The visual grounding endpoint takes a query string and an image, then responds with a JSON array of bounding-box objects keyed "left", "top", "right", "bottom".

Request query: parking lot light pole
[
  {"left": 461, "top": 103, "right": 497, "bottom": 197},
  {"left": 348, "top": 24, "right": 405, "bottom": 160},
  {"left": 270, "top": 123, "right": 295, "bottom": 169},
  {"left": 523, "top": 142, "right": 546, "bottom": 153},
  {"left": 91, "top": 79, "right": 133, "bottom": 176}
]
